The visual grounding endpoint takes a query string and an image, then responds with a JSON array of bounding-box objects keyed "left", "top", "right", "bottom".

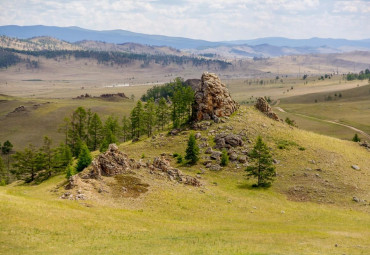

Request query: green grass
[
  {"left": 0, "top": 106, "right": 369, "bottom": 254},
  {"left": 276, "top": 85, "right": 370, "bottom": 141}
]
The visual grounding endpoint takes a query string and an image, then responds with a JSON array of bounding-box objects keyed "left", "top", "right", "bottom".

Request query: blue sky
[{"left": 0, "top": 0, "right": 369, "bottom": 40}]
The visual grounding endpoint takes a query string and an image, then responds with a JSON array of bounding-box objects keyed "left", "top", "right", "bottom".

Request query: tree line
[
  {"left": 3, "top": 78, "right": 195, "bottom": 184},
  {"left": 0, "top": 47, "right": 231, "bottom": 69},
  {"left": 346, "top": 69, "right": 370, "bottom": 81}
]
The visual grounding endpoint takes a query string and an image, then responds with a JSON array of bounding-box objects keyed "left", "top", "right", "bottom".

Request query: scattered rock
[
  {"left": 352, "top": 196, "right": 360, "bottom": 203},
  {"left": 195, "top": 132, "right": 202, "bottom": 139},
  {"left": 210, "top": 151, "right": 222, "bottom": 160},
  {"left": 309, "top": 160, "right": 316, "bottom": 164},
  {"left": 273, "top": 159, "right": 280, "bottom": 164},
  {"left": 210, "top": 164, "right": 221, "bottom": 171},
  {"left": 229, "top": 152, "right": 238, "bottom": 161},
  {"left": 351, "top": 165, "right": 360, "bottom": 170},
  {"left": 170, "top": 129, "right": 180, "bottom": 136},
  {"left": 238, "top": 156, "right": 247, "bottom": 163},
  {"left": 255, "top": 97, "right": 279, "bottom": 121},
  {"left": 192, "top": 72, "right": 239, "bottom": 122},
  {"left": 205, "top": 147, "right": 213, "bottom": 154},
  {"left": 214, "top": 133, "right": 243, "bottom": 149}
]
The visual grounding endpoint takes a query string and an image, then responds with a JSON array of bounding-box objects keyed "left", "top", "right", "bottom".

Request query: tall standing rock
[
  {"left": 192, "top": 72, "right": 238, "bottom": 121},
  {"left": 255, "top": 97, "right": 279, "bottom": 121}
]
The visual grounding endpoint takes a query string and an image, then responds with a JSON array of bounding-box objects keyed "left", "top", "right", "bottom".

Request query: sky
[{"left": 0, "top": 0, "right": 369, "bottom": 41}]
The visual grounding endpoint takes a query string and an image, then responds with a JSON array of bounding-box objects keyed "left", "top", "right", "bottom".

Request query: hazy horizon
[{"left": 0, "top": 0, "right": 369, "bottom": 41}]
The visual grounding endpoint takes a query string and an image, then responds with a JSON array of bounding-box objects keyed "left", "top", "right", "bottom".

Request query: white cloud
[{"left": 0, "top": 0, "right": 369, "bottom": 40}]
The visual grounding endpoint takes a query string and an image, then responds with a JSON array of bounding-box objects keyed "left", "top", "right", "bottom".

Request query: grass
[
  {"left": 0, "top": 106, "right": 369, "bottom": 254},
  {"left": 276, "top": 84, "right": 370, "bottom": 141}
]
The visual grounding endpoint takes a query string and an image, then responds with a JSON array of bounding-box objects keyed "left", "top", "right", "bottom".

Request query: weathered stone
[
  {"left": 273, "top": 159, "right": 280, "bottom": 164},
  {"left": 229, "top": 152, "right": 238, "bottom": 161},
  {"left": 195, "top": 132, "right": 202, "bottom": 139},
  {"left": 205, "top": 147, "right": 213, "bottom": 154},
  {"left": 210, "top": 151, "right": 222, "bottom": 160},
  {"left": 192, "top": 72, "right": 239, "bottom": 122},
  {"left": 351, "top": 165, "right": 360, "bottom": 170},
  {"left": 353, "top": 196, "right": 360, "bottom": 203},
  {"left": 214, "top": 133, "right": 243, "bottom": 149},
  {"left": 210, "top": 164, "right": 221, "bottom": 171},
  {"left": 255, "top": 97, "right": 279, "bottom": 121},
  {"left": 238, "top": 156, "right": 247, "bottom": 163}
]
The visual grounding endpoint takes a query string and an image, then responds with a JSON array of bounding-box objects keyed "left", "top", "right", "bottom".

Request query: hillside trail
[{"left": 274, "top": 104, "right": 370, "bottom": 140}]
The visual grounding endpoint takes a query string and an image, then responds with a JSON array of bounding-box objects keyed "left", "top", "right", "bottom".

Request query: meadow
[{"left": 0, "top": 106, "right": 369, "bottom": 255}]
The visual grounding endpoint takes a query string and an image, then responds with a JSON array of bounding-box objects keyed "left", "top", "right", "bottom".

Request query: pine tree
[
  {"left": 144, "top": 98, "right": 157, "bottom": 137},
  {"left": 75, "top": 143, "right": 92, "bottom": 172},
  {"left": 100, "top": 130, "right": 118, "bottom": 152},
  {"left": 39, "top": 136, "right": 55, "bottom": 178},
  {"left": 130, "top": 101, "right": 144, "bottom": 139},
  {"left": 156, "top": 97, "right": 169, "bottom": 130},
  {"left": 88, "top": 113, "right": 104, "bottom": 151},
  {"left": 185, "top": 133, "right": 199, "bottom": 165},
  {"left": 1, "top": 140, "right": 13, "bottom": 173},
  {"left": 122, "top": 116, "right": 131, "bottom": 141},
  {"left": 65, "top": 163, "right": 76, "bottom": 179},
  {"left": 12, "top": 144, "right": 42, "bottom": 182},
  {"left": 352, "top": 133, "right": 361, "bottom": 142},
  {"left": 246, "top": 136, "right": 276, "bottom": 187},
  {"left": 0, "top": 156, "right": 6, "bottom": 185}
]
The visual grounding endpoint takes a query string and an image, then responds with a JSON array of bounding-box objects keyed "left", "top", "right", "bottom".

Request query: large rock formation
[
  {"left": 192, "top": 72, "right": 238, "bottom": 122},
  {"left": 255, "top": 97, "right": 279, "bottom": 121}
]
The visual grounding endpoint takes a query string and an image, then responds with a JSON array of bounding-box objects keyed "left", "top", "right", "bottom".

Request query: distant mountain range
[{"left": 1, "top": 25, "right": 369, "bottom": 51}]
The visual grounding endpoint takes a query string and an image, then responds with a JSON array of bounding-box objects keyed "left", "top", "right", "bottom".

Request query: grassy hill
[
  {"left": 276, "top": 84, "right": 370, "bottom": 141},
  {"left": 0, "top": 106, "right": 369, "bottom": 254}
]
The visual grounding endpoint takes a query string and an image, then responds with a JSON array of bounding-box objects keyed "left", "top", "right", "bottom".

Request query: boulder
[
  {"left": 238, "top": 156, "right": 247, "bottom": 163},
  {"left": 255, "top": 97, "right": 279, "bottom": 121},
  {"left": 192, "top": 72, "right": 238, "bottom": 122},
  {"left": 214, "top": 133, "right": 243, "bottom": 149},
  {"left": 229, "top": 152, "right": 238, "bottom": 161},
  {"left": 210, "top": 151, "right": 222, "bottom": 160},
  {"left": 210, "top": 164, "right": 221, "bottom": 171},
  {"left": 351, "top": 165, "right": 360, "bottom": 170}
]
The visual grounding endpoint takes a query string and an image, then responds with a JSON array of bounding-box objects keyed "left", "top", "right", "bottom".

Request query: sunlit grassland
[{"left": 1, "top": 106, "right": 369, "bottom": 255}]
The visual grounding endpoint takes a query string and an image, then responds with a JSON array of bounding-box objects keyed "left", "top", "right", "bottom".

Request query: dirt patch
[{"left": 112, "top": 174, "right": 149, "bottom": 198}]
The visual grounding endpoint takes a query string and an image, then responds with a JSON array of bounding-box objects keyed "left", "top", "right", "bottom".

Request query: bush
[
  {"left": 173, "top": 153, "right": 179, "bottom": 158},
  {"left": 285, "top": 117, "right": 298, "bottom": 127},
  {"left": 352, "top": 134, "right": 361, "bottom": 142},
  {"left": 176, "top": 155, "right": 183, "bottom": 164},
  {"left": 220, "top": 149, "right": 229, "bottom": 166}
]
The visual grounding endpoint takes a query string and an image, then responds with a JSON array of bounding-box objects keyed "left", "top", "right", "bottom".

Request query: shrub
[
  {"left": 352, "top": 134, "right": 361, "bottom": 142},
  {"left": 285, "top": 117, "right": 298, "bottom": 127},
  {"left": 176, "top": 155, "right": 183, "bottom": 164},
  {"left": 220, "top": 149, "right": 229, "bottom": 166},
  {"left": 66, "top": 164, "right": 76, "bottom": 179}
]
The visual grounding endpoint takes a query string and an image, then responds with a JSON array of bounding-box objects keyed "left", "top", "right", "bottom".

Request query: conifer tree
[
  {"left": 12, "top": 144, "right": 42, "bottom": 182},
  {"left": 88, "top": 113, "right": 104, "bottom": 151},
  {"left": 75, "top": 143, "right": 92, "bottom": 172},
  {"left": 130, "top": 100, "right": 144, "bottom": 139},
  {"left": 246, "top": 136, "right": 275, "bottom": 187},
  {"left": 352, "top": 133, "right": 361, "bottom": 142},
  {"left": 156, "top": 97, "right": 169, "bottom": 130},
  {"left": 144, "top": 98, "right": 157, "bottom": 137},
  {"left": 0, "top": 156, "right": 6, "bottom": 185},
  {"left": 39, "top": 136, "right": 55, "bottom": 178},
  {"left": 122, "top": 116, "right": 131, "bottom": 141},
  {"left": 1, "top": 140, "right": 13, "bottom": 173},
  {"left": 185, "top": 133, "right": 200, "bottom": 165},
  {"left": 100, "top": 130, "right": 118, "bottom": 152}
]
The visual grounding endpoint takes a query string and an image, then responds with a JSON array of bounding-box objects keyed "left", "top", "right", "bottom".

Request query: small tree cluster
[{"left": 12, "top": 137, "right": 72, "bottom": 182}]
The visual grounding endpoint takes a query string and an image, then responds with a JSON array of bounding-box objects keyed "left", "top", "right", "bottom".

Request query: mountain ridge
[{"left": 1, "top": 25, "right": 369, "bottom": 50}]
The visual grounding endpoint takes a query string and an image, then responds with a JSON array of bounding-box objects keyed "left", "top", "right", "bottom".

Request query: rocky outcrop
[
  {"left": 88, "top": 144, "right": 136, "bottom": 178},
  {"left": 151, "top": 157, "right": 201, "bottom": 186},
  {"left": 214, "top": 133, "right": 243, "bottom": 149},
  {"left": 65, "top": 144, "right": 201, "bottom": 195},
  {"left": 255, "top": 97, "right": 279, "bottom": 121},
  {"left": 192, "top": 72, "right": 238, "bottom": 122}
]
